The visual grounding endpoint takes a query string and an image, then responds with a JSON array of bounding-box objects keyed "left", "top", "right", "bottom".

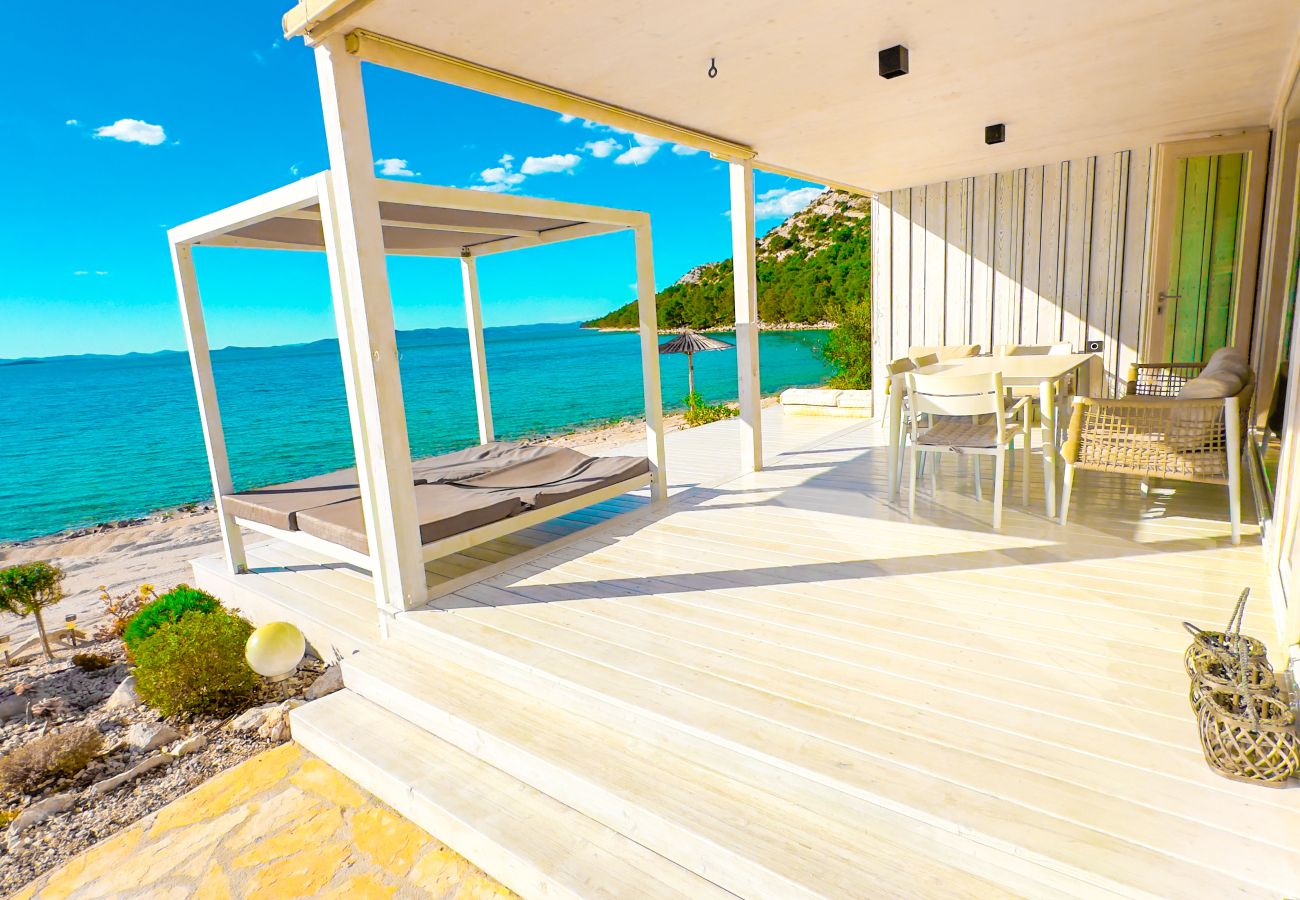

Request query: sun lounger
[{"left": 221, "top": 441, "right": 651, "bottom": 561}]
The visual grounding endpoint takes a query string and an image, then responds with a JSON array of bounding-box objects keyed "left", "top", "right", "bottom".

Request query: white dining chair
[
  {"left": 904, "top": 370, "right": 1031, "bottom": 529},
  {"left": 994, "top": 342, "right": 1074, "bottom": 444}
]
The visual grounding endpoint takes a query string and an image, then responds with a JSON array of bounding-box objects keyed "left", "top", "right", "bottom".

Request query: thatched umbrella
[{"left": 659, "top": 328, "right": 733, "bottom": 396}]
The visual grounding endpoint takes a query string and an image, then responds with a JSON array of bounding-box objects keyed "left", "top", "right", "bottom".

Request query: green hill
[{"left": 583, "top": 189, "right": 871, "bottom": 330}]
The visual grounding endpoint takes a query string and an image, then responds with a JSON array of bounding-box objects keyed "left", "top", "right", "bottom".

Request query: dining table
[{"left": 886, "top": 352, "right": 1103, "bottom": 517}]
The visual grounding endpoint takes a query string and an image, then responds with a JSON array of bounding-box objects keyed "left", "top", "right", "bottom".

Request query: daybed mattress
[{"left": 223, "top": 441, "right": 649, "bottom": 555}]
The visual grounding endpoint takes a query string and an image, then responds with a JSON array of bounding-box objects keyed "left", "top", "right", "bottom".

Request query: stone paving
[{"left": 10, "top": 742, "right": 516, "bottom": 899}]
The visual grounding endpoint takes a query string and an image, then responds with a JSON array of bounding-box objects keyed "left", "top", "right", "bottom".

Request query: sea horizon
[{"left": 0, "top": 321, "right": 832, "bottom": 544}]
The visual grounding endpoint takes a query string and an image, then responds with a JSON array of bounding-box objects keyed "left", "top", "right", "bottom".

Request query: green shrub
[
  {"left": 683, "top": 392, "right": 739, "bottom": 428},
  {"left": 821, "top": 298, "right": 871, "bottom": 389},
  {"left": 72, "top": 653, "right": 114, "bottom": 672},
  {"left": 0, "top": 726, "right": 102, "bottom": 793},
  {"left": 133, "top": 609, "right": 257, "bottom": 718},
  {"left": 0, "top": 562, "right": 65, "bottom": 661},
  {"left": 122, "top": 584, "right": 219, "bottom": 651}
]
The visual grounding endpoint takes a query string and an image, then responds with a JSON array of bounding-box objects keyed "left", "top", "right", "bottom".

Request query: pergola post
[
  {"left": 460, "top": 252, "right": 494, "bottom": 444},
  {"left": 315, "top": 35, "right": 427, "bottom": 615},
  {"left": 170, "top": 242, "right": 246, "bottom": 575},
  {"left": 634, "top": 224, "right": 668, "bottom": 500},
  {"left": 730, "top": 161, "right": 763, "bottom": 473}
]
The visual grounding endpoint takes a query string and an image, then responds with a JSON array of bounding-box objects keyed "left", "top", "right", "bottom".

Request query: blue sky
[{"left": 0, "top": 1, "right": 822, "bottom": 360}]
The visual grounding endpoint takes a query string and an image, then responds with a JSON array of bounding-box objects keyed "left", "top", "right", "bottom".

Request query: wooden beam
[
  {"left": 168, "top": 176, "right": 320, "bottom": 246},
  {"left": 634, "top": 225, "right": 668, "bottom": 501},
  {"left": 347, "top": 30, "right": 755, "bottom": 163},
  {"left": 315, "top": 34, "right": 427, "bottom": 617},
  {"left": 170, "top": 242, "right": 246, "bottom": 574},
  {"left": 730, "top": 161, "right": 763, "bottom": 473},
  {"left": 279, "top": 208, "right": 543, "bottom": 239},
  {"left": 460, "top": 253, "right": 494, "bottom": 444},
  {"left": 468, "top": 221, "right": 626, "bottom": 257},
  {"left": 374, "top": 177, "right": 646, "bottom": 228}
]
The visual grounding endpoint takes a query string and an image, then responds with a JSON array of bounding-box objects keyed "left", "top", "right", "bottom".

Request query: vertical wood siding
[{"left": 873, "top": 149, "right": 1155, "bottom": 398}]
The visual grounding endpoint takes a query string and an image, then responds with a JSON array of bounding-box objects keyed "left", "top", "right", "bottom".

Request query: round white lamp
[{"left": 245, "top": 621, "right": 306, "bottom": 681}]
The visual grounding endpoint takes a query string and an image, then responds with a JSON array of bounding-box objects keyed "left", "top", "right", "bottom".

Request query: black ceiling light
[
  {"left": 878, "top": 45, "right": 909, "bottom": 79},
  {"left": 985, "top": 123, "right": 1006, "bottom": 145}
]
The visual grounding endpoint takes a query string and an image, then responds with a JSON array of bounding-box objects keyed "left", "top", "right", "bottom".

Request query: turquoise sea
[{"left": 0, "top": 323, "right": 831, "bottom": 543}]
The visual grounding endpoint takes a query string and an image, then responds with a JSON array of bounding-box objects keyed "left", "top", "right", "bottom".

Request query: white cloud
[
  {"left": 671, "top": 144, "right": 702, "bottom": 156},
  {"left": 754, "top": 186, "right": 825, "bottom": 219},
  {"left": 375, "top": 157, "right": 417, "bottom": 177},
  {"left": 521, "top": 153, "right": 580, "bottom": 175},
  {"left": 73, "top": 270, "right": 108, "bottom": 276},
  {"left": 94, "top": 118, "right": 166, "bottom": 146},
  {"left": 583, "top": 138, "right": 621, "bottom": 159},
  {"left": 65, "top": 118, "right": 79, "bottom": 126},
  {"left": 614, "top": 134, "right": 664, "bottom": 166},
  {"left": 476, "top": 155, "right": 526, "bottom": 192},
  {"left": 558, "top": 114, "right": 577, "bottom": 123},
  {"left": 289, "top": 163, "right": 301, "bottom": 177}
]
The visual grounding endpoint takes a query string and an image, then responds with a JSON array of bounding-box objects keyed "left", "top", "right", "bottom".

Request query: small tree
[
  {"left": 0, "top": 562, "right": 65, "bottom": 661},
  {"left": 820, "top": 298, "right": 871, "bottom": 389}
]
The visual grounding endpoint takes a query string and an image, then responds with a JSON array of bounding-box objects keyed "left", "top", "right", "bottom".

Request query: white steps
[
  {"left": 293, "top": 690, "right": 734, "bottom": 900},
  {"left": 392, "top": 610, "right": 1283, "bottom": 899},
  {"left": 333, "top": 637, "right": 1049, "bottom": 899}
]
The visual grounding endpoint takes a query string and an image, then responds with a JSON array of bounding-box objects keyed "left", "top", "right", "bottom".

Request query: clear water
[{"left": 0, "top": 323, "right": 831, "bottom": 542}]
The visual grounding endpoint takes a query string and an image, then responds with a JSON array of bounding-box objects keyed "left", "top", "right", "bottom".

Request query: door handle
[{"left": 1157, "top": 291, "right": 1181, "bottom": 314}]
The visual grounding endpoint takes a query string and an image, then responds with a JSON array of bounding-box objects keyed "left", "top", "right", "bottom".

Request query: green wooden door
[{"left": 1162, "top": 153, "right": 1246, "bottom": 362}]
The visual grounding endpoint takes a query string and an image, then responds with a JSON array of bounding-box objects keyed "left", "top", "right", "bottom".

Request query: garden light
[{"left": 245, "top": 621, "right": 306, "bottom": 680}]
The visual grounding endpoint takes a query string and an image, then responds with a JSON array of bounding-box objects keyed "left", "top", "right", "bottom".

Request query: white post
[
  {"left": 319, "top": 176, "right": 390, "bottom": 637},
  {"left": 634, "top": 224, "right": 668, "bottom": 500},
  {"left": 315, "top": 35, "right": 426, "bottom": 615},
  {"left": 170, "top": 242, "right": 246, "bottom": 574},
  {"left": 730, "top": 161, "right": 763, "bottom": 472},
  {"left": 460, "top": 252, "right": 494, "bottom": 444}
]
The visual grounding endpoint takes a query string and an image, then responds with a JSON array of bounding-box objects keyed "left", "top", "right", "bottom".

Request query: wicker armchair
[{"left": 1060, "top": 360, "right": 1253, "bottom": 544}]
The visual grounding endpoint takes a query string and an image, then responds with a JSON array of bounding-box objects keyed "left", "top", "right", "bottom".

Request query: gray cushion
[
  {"left": 222, "top": 467, "right": 366, "bottom": 531},
  {"left": 448, "top": 448, "right": 650, "bottom": 508},
  {"left": 410, "top": 441, "right": 552, "bottom": 484},
  {"left": 295, "top": 483, "right": 529, "bottom": 554}
]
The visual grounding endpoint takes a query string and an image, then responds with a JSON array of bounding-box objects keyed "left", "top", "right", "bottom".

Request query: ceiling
[{"left": 286, "top": 0, "right": 1300, "bottom": 193}]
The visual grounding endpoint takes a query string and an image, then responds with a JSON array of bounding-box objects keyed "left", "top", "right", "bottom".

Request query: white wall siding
[{"left": 873, "top": 149, "right": 1155, "bottom": 399}]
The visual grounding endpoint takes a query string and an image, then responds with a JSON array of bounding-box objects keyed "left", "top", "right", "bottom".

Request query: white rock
[
  {"left": 304, "top": 666, "right": 343, "bottom": 701},
  {"left": 126, "top": 722, "right": 180, "bottom": 753},
  {"left": 7, "top": 792, "right": 75, "bottom": 838},
  {"left": 88, "top": 753, "right": 170, "bottom": 797},
  {"left": 104, "top": 676, "right": 140, "bottom": 711},
  {"left": 171, "top": 733, "right": 207, "bottom": 756},
  {"left": 227, "top": 703, "right": 278, "bottom": 733}
]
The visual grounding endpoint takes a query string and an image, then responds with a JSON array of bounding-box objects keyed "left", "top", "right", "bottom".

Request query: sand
[{"left": 0, "top": 411, "right": 698, "bottom": 644}]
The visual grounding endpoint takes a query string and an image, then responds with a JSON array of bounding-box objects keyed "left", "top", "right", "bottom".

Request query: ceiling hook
[{"left": 708, "top": 58, "right": 718, "bottom": 79}]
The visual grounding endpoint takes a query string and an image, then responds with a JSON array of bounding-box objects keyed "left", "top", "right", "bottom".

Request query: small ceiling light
[
  {"left": 878, "top": 45, "right": 909, "bottom": 79},
  {"left": 985, "top": 123, "right": 1006, "bottom": 145}
]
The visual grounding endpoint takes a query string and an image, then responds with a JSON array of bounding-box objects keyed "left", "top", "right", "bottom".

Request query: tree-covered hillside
[{"left": 584, "top": 190, "right": 871, "bottom": 330}]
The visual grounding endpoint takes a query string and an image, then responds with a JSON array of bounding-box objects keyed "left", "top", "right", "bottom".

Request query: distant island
[{"left": 584, "top": 189, "right": 870, "bottom": 331}]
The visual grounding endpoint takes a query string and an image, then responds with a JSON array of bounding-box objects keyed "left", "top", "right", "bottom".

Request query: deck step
[
  {"left": 341, "top": 637, "right": 1064, "bottom": 899},
  {"left": 393, "top": 610, "right": 1282, "bottom": 900},
  {"left": 292, "top": 690, "right": 734, "bottom": 900}
]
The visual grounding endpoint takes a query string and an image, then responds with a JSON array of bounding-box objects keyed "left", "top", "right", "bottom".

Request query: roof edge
[{"left": 282, "top": 0, "right": 372, "bottom": 41}]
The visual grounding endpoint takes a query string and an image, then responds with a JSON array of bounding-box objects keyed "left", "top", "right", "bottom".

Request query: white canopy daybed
[{"left": 168, "top": 173, "right": 667, "bottom": 619}]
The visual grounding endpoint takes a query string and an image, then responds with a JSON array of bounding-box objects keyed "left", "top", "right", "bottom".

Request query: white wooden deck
[{"left": 197, "top": 408, "right": 1297, "bottom": 898}]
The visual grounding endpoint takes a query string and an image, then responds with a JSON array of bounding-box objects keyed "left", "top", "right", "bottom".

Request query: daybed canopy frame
[{"left": 168, "top": 161, "right": 667, "bottom": 625}]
